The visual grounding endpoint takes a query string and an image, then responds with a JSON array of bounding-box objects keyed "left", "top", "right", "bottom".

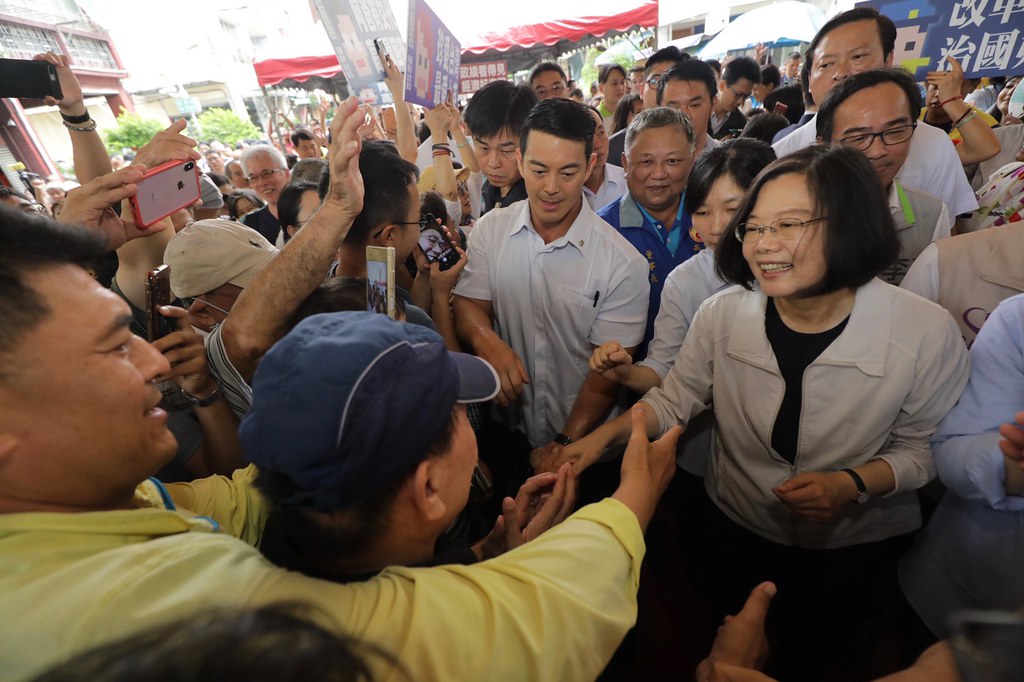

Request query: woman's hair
[
  {"left": 611, "top": 93, "right": 642, "bottom": 135},
  {"left": 277, "top": 182, "right": 320, "bottom": 242},
  {"left": 684, "top": 138, "right": 777, "bottom": 216},
  {"left": 420, "top": 190, "right": 450, "bottom": 226},
  {"left": 225, "top": 189, "right": 266, "bottom": 220},
  {"left": 715, "top": 144, "right": 899, "bottom": 296}
]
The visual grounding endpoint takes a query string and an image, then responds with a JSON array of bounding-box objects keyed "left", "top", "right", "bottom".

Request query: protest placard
[
  {"left": 313, "top": 0, "right": 405, "bottom": 103},
  {"left": 404, "top": 0, "right": 461, "bottom": 107},
  {"left": 860, "top": 0, "right": 1024, "bottom": 79}
]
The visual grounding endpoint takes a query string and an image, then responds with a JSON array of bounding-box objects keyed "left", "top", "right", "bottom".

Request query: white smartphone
[
  {"left": 366, "top": 245, "right": 397, "bottom": 319},
  {"left": 130, "top": 159, "right": 201, "bottom": 227}
]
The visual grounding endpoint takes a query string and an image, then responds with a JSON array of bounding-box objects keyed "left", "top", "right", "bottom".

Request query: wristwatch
[
  {"left": 553, "top": 433, "right": 573, "bottom": 447},
  {"left": 842, "top": 468, "right": 870, "bottom": 504},
  {"left": 181, "top": 385, "right": 222, "bottom": 408}
]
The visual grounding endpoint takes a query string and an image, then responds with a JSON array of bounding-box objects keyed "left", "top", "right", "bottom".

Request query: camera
[{"left": 184, "top": 161, "right": 195, "bottom": 171}]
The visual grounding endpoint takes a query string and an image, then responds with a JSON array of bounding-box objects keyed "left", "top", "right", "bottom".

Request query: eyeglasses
[
  {"left": 835, "top": 123, "right": 917, "bottom": 151},
  {"left": 728, "top": 84, "right": 753, "bottom": 100},
  {"left": 244, "top": 168, "right": 286, "bottom": 183},
  {"left": 646, "top": 74, "right": 664, "bottom": 89},
  {"left": 735, "top": 216, "right": 829, "bottom": 243},
  {"left": 370, "top": 214, "right": 438, "bottom": 239}
]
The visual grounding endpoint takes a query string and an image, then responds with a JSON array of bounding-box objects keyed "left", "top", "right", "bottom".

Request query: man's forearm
[
  {"left": 561, "top": 371, "right": 621, "bottom": 442},
  {"left": 453, "top": 295, "right": 497, "bottom": 352},
  {"left": 223, "top": 201, "right": 354, "bottom": 380}
]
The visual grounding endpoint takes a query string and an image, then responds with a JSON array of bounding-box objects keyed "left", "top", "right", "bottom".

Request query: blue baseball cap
[{"left": 239, "top": 311, "right": 499, "bottom": 510}]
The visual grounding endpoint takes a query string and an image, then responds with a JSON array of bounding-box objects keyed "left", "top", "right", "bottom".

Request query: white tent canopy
[{"left": 697, "top": 1, "right": 827, "bottom": 58}]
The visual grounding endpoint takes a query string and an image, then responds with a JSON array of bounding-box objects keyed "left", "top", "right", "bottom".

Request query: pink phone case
[{"left": 130, "top": 160, "right": 201, "bottom": 227}]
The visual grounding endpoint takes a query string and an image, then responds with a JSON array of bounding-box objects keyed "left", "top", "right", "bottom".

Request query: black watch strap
[
  {"left": 60, "top": 110, "right": 91, "bottom": 124},
  {"left": 553, "top": 433, "right": 573, "bottom": 446},
  {"left": 841, "top": 468, "right": 869, "bottom": 502}
]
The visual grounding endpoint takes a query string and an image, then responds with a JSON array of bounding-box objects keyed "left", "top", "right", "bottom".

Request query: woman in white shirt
[{"left": 562, "top": 145, "right": 970, "bottom": 679}]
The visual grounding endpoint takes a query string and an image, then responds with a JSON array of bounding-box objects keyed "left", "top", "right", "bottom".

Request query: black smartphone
[
  {"left": 373, "top": 38, "right": 388, "bottom": 81},
  {"left": 0, "top": 58, "right": 62, "bottom": 100},
  {"left": 417, "top": 222, "right": 460, "bottom": 271},
  {"left": 145, "top": 265, "right": 177, "bottom": 341}
]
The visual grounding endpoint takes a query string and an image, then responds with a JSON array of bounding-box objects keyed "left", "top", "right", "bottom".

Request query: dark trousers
[{"left": 686, "top": 485, "right": 932, "bottom": 681}]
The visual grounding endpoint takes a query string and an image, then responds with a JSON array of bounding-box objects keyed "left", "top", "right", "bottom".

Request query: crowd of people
[{"left": 2, "top": 5, "right": 1024, "bottom": 681}]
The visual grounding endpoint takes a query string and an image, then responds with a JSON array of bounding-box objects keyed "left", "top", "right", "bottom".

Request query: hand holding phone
[
  {"left": 130, "top": 160, "right": 201, "bottom": 228},
  {"left": 417, "top": 218, "right": 460, "bottom": 271},
  {"left": 146, "top": 265, "right": 177, "bottom": 342},
  {"left": 0, "top": 58, "right": 62, "bottom": 100},
  {"left": 366, "top": 245, "right": 397, "bottom": 319}
]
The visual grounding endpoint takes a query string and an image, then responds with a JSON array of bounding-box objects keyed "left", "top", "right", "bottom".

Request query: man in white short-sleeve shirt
[
  {"left": 454, "top": 98, "right": 649, "bottom": 464},
  {"left": 771, "top": 6, "right": 978, "bottom": 217}
]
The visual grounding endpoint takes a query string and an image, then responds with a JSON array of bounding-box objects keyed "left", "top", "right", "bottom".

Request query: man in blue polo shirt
[{"left": 598, "top": 107, "right": 698, "bottom": 354}]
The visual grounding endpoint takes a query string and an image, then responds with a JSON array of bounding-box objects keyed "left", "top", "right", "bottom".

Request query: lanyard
[{"left": 894, "top": 180, "right": 916, "bottom": 226}]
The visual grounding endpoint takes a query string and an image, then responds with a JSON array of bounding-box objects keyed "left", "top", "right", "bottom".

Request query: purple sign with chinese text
[{"left": 404, "top": 0, "right": 461, "bottom": 108}]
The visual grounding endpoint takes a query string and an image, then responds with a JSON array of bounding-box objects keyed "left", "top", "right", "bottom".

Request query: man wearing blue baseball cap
[{"left": 243, "top": 311, "right": 576, "bottom": 578}]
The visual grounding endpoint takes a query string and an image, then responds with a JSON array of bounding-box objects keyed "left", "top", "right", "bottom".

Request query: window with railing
[
  {"left": 64, "top": 33, "right": 118, "bottom": 70},
  {"left": 0, "top": 21, "right": 61, "bottom": 59}
]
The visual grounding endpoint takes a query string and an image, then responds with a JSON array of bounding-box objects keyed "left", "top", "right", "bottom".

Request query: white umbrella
[{"left": 697, "top": 1, "right": 828, "bottom": 59}]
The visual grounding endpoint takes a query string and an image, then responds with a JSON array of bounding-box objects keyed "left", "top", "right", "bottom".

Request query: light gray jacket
[{"left": 642, "top": 279, "right": 970, "bottom": 548}]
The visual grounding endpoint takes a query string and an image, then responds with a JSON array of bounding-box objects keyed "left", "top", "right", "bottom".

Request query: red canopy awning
[
  {"left": 460, "top": 0, "right": 658, "bottom": 54},
  {"left": 252, "top": 55, "right": 341, "bottom": 87}
]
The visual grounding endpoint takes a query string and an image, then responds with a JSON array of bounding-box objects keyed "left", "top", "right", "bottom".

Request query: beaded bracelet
[
  {"left": 62, "top": 118, "right": 97, "bottom": 132},
  {"left": 937, "top": 95, "right": 963, "bottom": 108}
]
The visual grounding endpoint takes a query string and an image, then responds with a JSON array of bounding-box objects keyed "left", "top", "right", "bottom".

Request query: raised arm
[
  {"left": 425, "top": 97, "right": 458, "bottom": 200},
  {"left": 925, "top": 56, "right": 1001, "bottom": 166},
  {"left": 35, "top": 52, "right": 111, "bottom": 184},
  {"left": 220, "top": 97, "right": 365, "bottom": 382},
  {"left": 381, "top": 54, "right": 418, "bottom": 165}
]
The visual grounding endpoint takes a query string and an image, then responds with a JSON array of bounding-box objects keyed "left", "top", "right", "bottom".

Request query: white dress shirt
[
  {"left": 583, "top": 163, "right": 627, "bottom": 213},
  {"left": 455, "top": 200, "right": 649, "bottom": 446}
]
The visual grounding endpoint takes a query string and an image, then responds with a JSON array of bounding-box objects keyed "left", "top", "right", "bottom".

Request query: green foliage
[
  {"left": 195, "top": 108, "right": 262, "bottom": 146},
  {"left": 103, "top": 110, "right": 164, "bottom": 154}
]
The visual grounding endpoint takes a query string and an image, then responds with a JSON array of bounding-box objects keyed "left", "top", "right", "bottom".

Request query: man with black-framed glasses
[
  {"left": 709, "top": 56, "right": 759, "bottom": 140},
  {"left": 238, "top": 144, "right": 292, "bottom": 244},
  {"left": 817, "top": 68, "right": 952, "bottom": 285}
]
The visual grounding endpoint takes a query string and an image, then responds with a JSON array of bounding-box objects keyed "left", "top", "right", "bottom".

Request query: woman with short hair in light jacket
[{"left": 560, "top": 145, "right": 970, "bottom": 679}]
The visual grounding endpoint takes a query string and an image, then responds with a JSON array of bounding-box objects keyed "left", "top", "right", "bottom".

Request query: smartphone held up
[{"left": 130, "top": 160, "right": 201, "bottom": 228}]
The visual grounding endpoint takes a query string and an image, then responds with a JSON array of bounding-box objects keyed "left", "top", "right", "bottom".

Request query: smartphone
[
  {"left": 130, "top": 160, "right": 201, "bottom": 228},
  {"left": 773, "top": 101, "right": 789, "bottom": 116},
  {"left": 373, "top": 38, "right": 388, "bottom": 81},
  {"left": 950, "top": 610, "right": 1024, "bottom": 682},
  {"left": 145, "top": 265, "right": 177, "bottom": 342},
  {"left": 417, "top": 223, "right": 460, "bottom": 271},
  {"left": 366, "top": 245, "right": 397, "bottom": 319},
  {"left": 0, "top": 58, "right": 62, "bottom": 100}
]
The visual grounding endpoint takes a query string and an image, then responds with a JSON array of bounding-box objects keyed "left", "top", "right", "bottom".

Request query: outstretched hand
[
  {"left": 696, "top": 582, "right": 777, "bottom": 682},
  {"left": 57, "top": 166, "right": 162, "bottom": 250},
  {"left": 474, "top": 464, "right": 576, "bottom": 560},
  {"left": 324, "top": 97, "right": 366, "bottom": 223}
]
